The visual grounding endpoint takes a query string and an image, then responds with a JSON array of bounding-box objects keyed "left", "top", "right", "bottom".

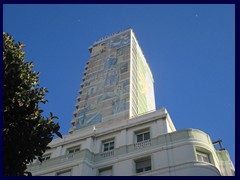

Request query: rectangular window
[
  {"left": 42, "top": 154, "right": 51, "bottom": 162},
  {"left": 196, "top": 150, "right": 211, "bottom": 163},
  {"left": 103, "top": 140, "right": 114, "bottom": 152},
  {"left": 98, "top": 166, "right": 113, "bottom": 176},
  {"left": 136, "top": 131, "right": 150, "bottom": 143},
  {"left": 135, "top": 157, "right": 151, "bottom": 173},
  {"left": 67, "top": 146, "right": 80, "bottom": 154}
]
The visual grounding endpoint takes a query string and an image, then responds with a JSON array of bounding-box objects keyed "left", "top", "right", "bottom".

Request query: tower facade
[{"left": 70, "top": 29, "right": 155, "bottom": 133}]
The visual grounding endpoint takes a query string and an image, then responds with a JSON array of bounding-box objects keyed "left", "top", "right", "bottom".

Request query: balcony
[
  {"left": 95, "top": 150, "right": 115, "bottom": 161},
  {"left": 134, "top": 139, "right": 151, "bottom": 150},
  {"left": 100, "top": 150, "right": 114, "bottom": 158},
  {"left": 28, "top": 153, "right": 79, "bottom": 171}
]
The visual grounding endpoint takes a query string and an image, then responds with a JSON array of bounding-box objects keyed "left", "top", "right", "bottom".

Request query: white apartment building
[
  {"left": 27, "top": 29, "right": 235, "bottom": 176},
  {"left": 28, "top": 109, "right": 234, "bottom": 176}
]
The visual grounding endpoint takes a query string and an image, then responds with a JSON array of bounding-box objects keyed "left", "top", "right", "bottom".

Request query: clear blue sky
[{"left": 3, "top": 4, "right": 235, "bottom": 165}]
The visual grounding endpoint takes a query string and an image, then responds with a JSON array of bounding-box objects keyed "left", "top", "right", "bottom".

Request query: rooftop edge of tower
[{"left": 88, "top": 28, "right": 133, "bottom": 52}]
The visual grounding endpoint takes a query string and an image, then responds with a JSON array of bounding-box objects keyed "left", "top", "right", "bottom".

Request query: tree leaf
[
  {"left": 55, "top": 131, "right": 63, "bottom": 139},
  {"left": 38, "top": 156, "right": 42, "bottom": 163}
]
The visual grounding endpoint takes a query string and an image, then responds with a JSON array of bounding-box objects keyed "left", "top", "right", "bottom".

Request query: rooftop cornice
[{"left": 89, "top": 28, "right": 132, "bottom": 50}]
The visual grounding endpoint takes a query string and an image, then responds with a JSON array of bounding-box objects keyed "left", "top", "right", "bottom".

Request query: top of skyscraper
[{"left": 90, "top": 28, "right": 133, "bottom": 49}]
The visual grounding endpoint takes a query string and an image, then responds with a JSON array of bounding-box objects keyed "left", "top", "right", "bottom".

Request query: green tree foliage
[{"left": 3, "top": 32, "right": 62, "bottom": 176}]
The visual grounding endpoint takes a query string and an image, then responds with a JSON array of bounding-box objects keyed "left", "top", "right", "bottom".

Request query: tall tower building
[
  {"left": 70, "top": 29, "right": 155, "bottom": 133},
  {"left": 28, "top": 29, "right": 234, "bottom": 176}
]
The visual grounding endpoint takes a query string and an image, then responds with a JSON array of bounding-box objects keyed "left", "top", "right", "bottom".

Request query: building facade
[
  {"left": 70, "top": 29, "right": 155, "bottom": 133},
  {"left": 27, "top": 29, "right": 235, "bottom": 176}
]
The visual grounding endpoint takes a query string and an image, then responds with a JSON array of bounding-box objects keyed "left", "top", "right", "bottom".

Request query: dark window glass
[
  {"left": 145, "top": 166, "right": 151, "bottom": 171},
  {"left": 144, "top": 132, "right": 150, "bottom": 140},
  {"left": 137, "top": 134, "right": 143, "bottom": 142},
  {"left": 109, "top": 142, "right": 114, "bottom": 150},
  {"left": 75, "top": 148, "right": 80, "bottom": 152},
  {"left": 103, "top": 141, "right": 114, "bottom": 151},
  {"left": 104, "top": 144, "right": 109, "bottom": 152},
  {"left": 136, "top": 168, "right": 143, "bottom": 173}
]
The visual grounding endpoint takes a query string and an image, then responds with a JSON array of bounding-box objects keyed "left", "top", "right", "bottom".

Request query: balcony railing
[
  {"left": 59, "top": 154, "right": 74, "bottom": 162},
  {"left": 134, "top": 139, "right": 151, "bottom": 150},
  {"left": 28, "top": 153, "right": 80, "bottom": 171},
  {"left": 100, "top": 150, "right": 114, "bottom": 158}
]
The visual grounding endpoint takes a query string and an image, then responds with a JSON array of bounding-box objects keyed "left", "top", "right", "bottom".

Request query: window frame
[
  {"left": 67, "top": 145, "right": 81, "bottom": 155},
  {"left": 134, "top": 128, "right": 150, "bottom": 143},
  {"left": 41, "top": 153, "right": 51, "bottom": 162},
  {"left": 196, "top": 150, "right": 211, "bottom": 163},
  {"left": 194, "top": 146, "right": 214, "bottom": 165},
  {"left": 102, "top": 139, "right": 115, "bottom": 152},
  {"left": 134, "top": 156, "right": 152, "bottom": 174}
]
